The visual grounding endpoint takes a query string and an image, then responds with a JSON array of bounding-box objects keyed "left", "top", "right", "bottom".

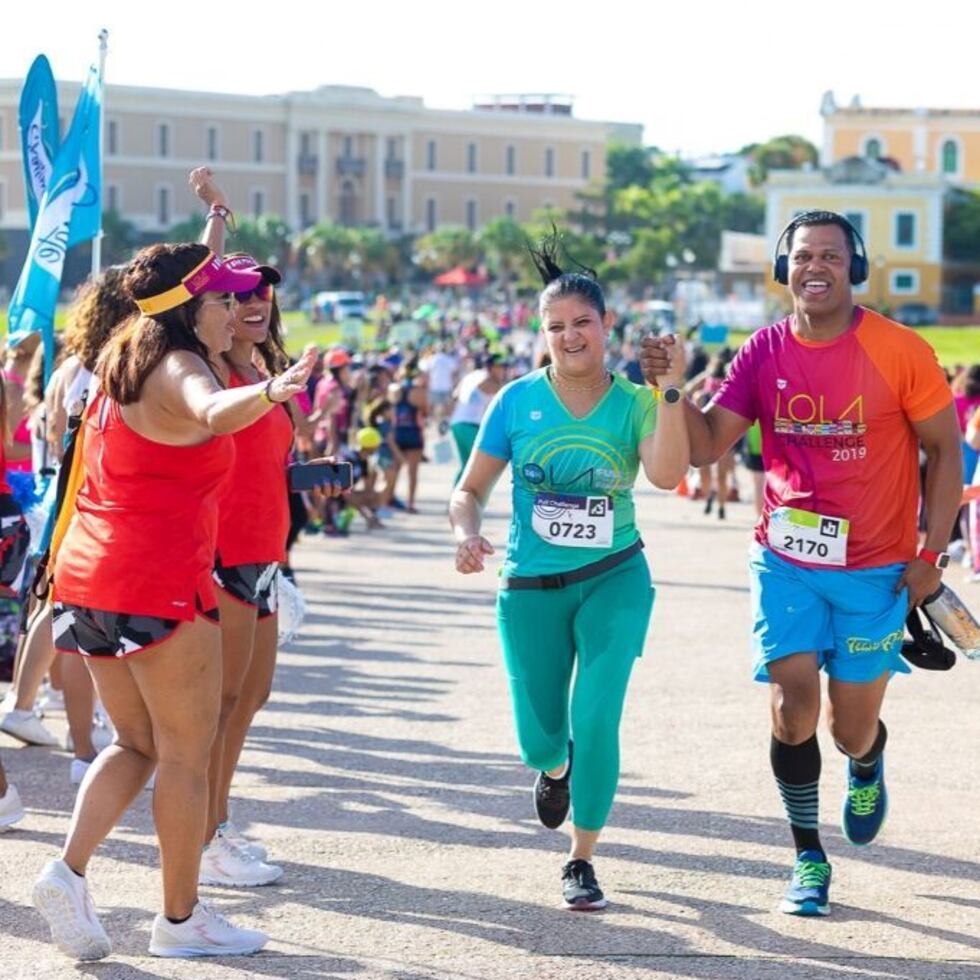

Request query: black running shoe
[
  {"left": 533, "top": 742, "right": 572, "bottom": 829},
  {"left": 561, "top": 859, "right": 607, "bottom": 910}
]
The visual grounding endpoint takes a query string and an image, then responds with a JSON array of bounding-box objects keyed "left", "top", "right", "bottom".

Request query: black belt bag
[{"left": 500, "top": 539, "right": 644, "bottom": 591}]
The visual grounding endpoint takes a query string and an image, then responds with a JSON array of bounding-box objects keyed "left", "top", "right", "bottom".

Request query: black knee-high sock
[
  {"left": 837, "top": 720, "right": 887, "bottom": 780},
  {"left": 771, "top": 735, "right": 823, "bottom": 857}
]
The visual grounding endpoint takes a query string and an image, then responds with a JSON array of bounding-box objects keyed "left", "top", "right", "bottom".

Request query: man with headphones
[{"left": 640, "top": 209, "right": 963, "bottom": 917}]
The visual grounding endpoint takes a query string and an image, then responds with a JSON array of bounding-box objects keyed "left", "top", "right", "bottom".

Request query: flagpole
[{"left": 90, "top": 28, "right": 108, "bottom": 278}]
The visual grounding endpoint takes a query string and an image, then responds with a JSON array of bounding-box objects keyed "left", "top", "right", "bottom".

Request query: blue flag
[
  {"left": 8, "top": 65, "right": 102, "bottom": 353},
  {"left": 18, "top": 55, "right": 60, "bottom": 232}
]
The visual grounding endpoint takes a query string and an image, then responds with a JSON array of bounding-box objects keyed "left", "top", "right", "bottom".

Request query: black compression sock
[
  {"left": 771, "top": 734, "right": 824, "bottom": 857},
  {"left": 839, "top": 720, "right": 887, "bottom": 780}
]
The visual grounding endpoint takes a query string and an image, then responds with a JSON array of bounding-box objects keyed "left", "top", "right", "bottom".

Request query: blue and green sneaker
[
  {"left": 842, "top": 757, "right": 887, "bottom": 846},
  {"left": 779, "top": 850, "right": 831, "bottom": 916}
]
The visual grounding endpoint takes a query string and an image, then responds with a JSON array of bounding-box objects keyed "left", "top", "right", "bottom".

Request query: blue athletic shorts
[{"left": 748, "top": 544, "right": 911, "bottom": 684}]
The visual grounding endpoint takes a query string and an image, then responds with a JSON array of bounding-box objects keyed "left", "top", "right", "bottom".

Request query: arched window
[
  {"left": 941, "top": 139, "right": 959, "bottom": 175},
  {"left": 864, "top": 138, "right": 881, "bottom": 160}
]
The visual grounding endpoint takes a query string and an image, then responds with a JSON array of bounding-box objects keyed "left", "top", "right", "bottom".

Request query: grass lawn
[{"left": 3, "top": 309, "right": 977, "bottom": 369}]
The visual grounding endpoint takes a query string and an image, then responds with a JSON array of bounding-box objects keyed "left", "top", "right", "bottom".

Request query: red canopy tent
[{"left": 433, "top": 266, "right": 489, "bottom": 287}]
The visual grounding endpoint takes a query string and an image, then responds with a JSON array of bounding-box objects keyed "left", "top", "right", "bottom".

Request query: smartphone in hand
[{"left": 288, "top": 460, "right": 353, "bottom": 492}]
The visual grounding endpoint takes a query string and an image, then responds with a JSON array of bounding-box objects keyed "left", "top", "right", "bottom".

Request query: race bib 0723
[
  {"left": 768, "top": 506, "right": 849, "bottom": 566},
  {"left": 532, "top": 493, "right": 614, "bottom": 548}
]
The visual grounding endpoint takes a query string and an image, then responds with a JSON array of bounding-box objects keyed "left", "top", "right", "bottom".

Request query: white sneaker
[
  {"left": 64, "top": 719, "right": 116, "bottom": 754},
  {"left": 0, "top": 783, "right": 24, "bottom": 830},
  {"left": 149, "top": 901, "right": 267, "bottom": 958},
  {"left": 70, "top": 758, "right": 94, "bottom": 786},
  {"left": 32, "top": 858, "right": 111, "bottom": 961},
  {"left": 37, "top": 685, "right": 65, "bottom": 714},
  {"left": 218, "top": 820, "right": 268, "bottom": 862},
  {"left": 0, "top": 708, "right": 59, "bottom": 746},
  {"left": 198, "top": 835, "right": 282, "bottom": 887},
  {"left": 91, "top": 713, "right": 115, "bottom": 751}
]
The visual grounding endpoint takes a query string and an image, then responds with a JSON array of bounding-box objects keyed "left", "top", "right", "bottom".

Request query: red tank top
[
  {"left": 54, "top": 395, "right": 235, "bottom": 620},
  {"left": 0, "top": 435, "right": 10, "bottom": 494},
  {"left": 216, "top": 372, "right": 293, "bottom": 565}
]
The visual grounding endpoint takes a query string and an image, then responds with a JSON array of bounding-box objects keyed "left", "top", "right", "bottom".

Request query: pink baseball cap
[{"left": 224, "top": 253, "right": 282, "bottom": 285}]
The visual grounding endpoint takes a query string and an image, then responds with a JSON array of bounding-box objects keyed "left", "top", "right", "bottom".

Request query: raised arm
[
  {"left": 639, "top": 335, "right": 751, "bottom": 465},
  {"left": 638, "top": 335, "right": 690, "bottom": 489},
  {"left": 158, "top": 348, "right": 316, "bottom": 436},
  {"left": 189, "top": 167, "right": 231, "bottom": 255}
]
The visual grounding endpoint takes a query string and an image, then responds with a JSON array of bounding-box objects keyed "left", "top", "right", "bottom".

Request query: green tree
[
  {"left": 166, "top": 213, "right": 205, "bottom": 242},
  {"left": 349, "top": 226, "right": 400, "bottom": 285},
  {"left": 478, "top": 217, "right": 529, "bottom": 294},
  {"left": 412, "top": 226, "right": 480, "bottom": 273},
  {"left": 618, "top": 225, "right": 675, "bottom": 288},
  {"left": 292, "top": 221, "right": 355, "bottom": 285},
  {"left": 607, "top": 144, "right": 656, "bottom": 191},
  {"left": 228, "top": 214, "right": 291, "bottom": 266},
  {"left": 945, "top": 189, "right": 980, "bottom": 261},
  {"left": 521, "top": 213, "right": 606, "bottom": 287},
  {"left": 720, "top": 192, "right": 766, "bottom": 234},
  {"left": 611, "top": 180, "right": 761, "bottom": 287},
  {"left": 100, "top": 209, "right": 138, "bottom": 266},
  {"left": 741, "top": 134, "right": 819, "bottom": 186}
]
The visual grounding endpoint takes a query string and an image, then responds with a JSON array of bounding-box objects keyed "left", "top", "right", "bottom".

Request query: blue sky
[{"left": 3, "top": 1, "right": 974, "bottom": 156}]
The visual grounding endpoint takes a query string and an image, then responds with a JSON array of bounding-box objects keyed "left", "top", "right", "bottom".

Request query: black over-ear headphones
[{"left": 772, "top": 210, "right": 869, "bottom": 286}]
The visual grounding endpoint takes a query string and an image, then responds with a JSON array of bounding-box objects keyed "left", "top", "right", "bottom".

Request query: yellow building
[
  {"left": 765, "top": 157, "right": 945, "bottom": 312},
  {"left": 820, "top": 90, "right": 980, "bottom": 186}
]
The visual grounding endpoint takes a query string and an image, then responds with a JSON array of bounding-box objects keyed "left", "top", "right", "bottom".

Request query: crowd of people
[{"left": 0, "top": 181, "right": 976, "bottom": 961}]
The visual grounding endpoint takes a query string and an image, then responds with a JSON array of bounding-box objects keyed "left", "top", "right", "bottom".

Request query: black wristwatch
[{"left": 661, "top": 386, "right": 682, "bottom": 404}]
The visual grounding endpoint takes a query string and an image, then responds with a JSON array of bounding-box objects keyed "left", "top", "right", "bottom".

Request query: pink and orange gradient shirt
[{"left": 714, "top": 307, "right": 952, "bottom": 570}]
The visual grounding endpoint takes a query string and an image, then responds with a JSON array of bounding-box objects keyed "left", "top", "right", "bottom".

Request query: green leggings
[
  {"left": 450, "top": 422, "right": 480, "bottom": 485},
  {"left": 495, "top": 551, "right": 655, "bottom": 831}
]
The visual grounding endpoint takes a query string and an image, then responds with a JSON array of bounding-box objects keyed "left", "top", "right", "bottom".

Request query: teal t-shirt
[{"left": 475, "top": 369, "right": 657, "bottom": 577}]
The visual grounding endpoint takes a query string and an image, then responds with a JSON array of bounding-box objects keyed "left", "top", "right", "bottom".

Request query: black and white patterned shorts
[
  {"left": 212, "top": 557, "right": 279, "bottom": 619},
  {"left": 0, "top": 493, "right": 29, "bottom": 595},
  {"left": 52, "top": 601, "right": 220, "bottom": 659}
]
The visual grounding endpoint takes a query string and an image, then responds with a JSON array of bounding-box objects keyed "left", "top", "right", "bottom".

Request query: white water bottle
[{"left": 923, "top": 586, "right": 980, "bottom": 660}]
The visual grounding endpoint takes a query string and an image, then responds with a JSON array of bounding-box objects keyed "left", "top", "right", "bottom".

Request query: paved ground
[{"left": 2, "top": 454, "right": 980, "bottom": 980}]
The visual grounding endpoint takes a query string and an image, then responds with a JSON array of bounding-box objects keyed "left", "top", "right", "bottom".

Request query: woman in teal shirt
[{"left": 449, "top": 234, "right": 689, "bottom": 909}]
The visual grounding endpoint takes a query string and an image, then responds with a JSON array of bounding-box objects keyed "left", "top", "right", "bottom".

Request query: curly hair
[
  {"left": 97, "top": 243, "right": 215, "bottom": 404},
  {"left": 64, "top": 266, "right": 137, "bottom": 372},
  {"left": 24, "top": 336, "right": 65, "bottom": 413}
]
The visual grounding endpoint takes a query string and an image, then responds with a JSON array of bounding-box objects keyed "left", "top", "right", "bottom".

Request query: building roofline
[
  {"left": 831, "top": 106, "right": 980, "bottom": 119},
  {"left": 0, "top": 78, "right": 638, "bottom": 132}
]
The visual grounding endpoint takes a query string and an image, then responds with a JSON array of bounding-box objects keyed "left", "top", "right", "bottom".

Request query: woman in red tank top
[
  {"left": 203, "top": 253, "right": 297, "bottom": 881},
  {"left": 34, "top": 241, "right": 318, "bottom": 961}
]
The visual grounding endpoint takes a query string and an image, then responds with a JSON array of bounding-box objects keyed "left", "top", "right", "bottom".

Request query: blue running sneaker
[
  {"left": 779, "top": 850, "right": 831, "bottom": 916},
  {"left": 842, "top": 757, "right": 888, "bottom": 846}
]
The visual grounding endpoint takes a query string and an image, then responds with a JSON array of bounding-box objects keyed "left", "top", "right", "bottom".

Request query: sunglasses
[
  {"left": 234, "top": 282, "right": 275, "bottom": 303},
  {"left": 201, "top": 295, "right": 234, "bottom": 310}
]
